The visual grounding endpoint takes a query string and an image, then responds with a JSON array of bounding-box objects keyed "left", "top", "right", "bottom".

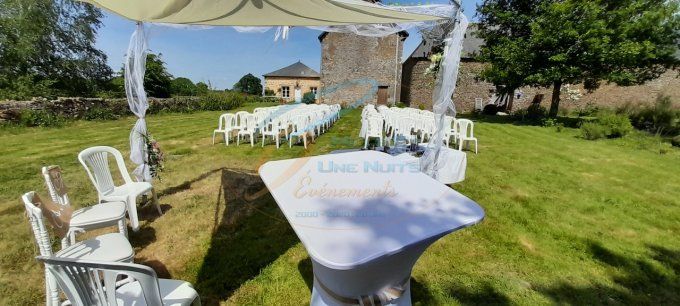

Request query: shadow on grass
[
  {"left": 195, "top": 168, "right": 298, "bottom": 305},
  {"left": 537, "top": 241, "right": 680, "bottom": 305}
]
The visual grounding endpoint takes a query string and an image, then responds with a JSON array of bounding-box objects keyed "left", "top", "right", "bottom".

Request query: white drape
[
  {"left": 420, "top": 12, "right": 469, "bottom": 177},
  {"left": 123, "top": 3, "right": 466, "bottom": 181},
  {"left": 125, "top": 23, "right": 151, "bottom": 182}
]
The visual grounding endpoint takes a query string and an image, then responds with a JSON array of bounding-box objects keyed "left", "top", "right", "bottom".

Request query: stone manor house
[{"left": 313, "top": 24, "right": 680, "bottom": 113}]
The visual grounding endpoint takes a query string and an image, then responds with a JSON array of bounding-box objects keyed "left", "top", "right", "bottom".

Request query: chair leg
[
  {"left": 474, "top": 139, "right": 478, "bottom": 154},
  {"left": 212, "top": 132, "right": 216, "bottom": 145},
  {"left": 118, "top": 219, "right": 128, "bottom": 238},
  {"left": 289, "top": 137, "right": 293, "bottom": 148},
  {"left": 152, "top": 188, "right": 162, "bottom": 215},
  {"left": 250, "top": 134, "right": 254, "bottom": 147},
  {"left": 237, "top": 134, "right": 240, "bottom": 146},
  {"left": 224, "top": 132, "right": 229, "bottom": 146}
]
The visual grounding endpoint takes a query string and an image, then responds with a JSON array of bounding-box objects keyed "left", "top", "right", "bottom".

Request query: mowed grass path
[{"left": 1, "top": 103, "right": 679, "bottom": 305}]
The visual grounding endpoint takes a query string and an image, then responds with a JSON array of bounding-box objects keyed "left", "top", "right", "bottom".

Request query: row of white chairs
[
  {"left": 22, "top": 146, "right": 200, "bottom": 306},
  {"left": 361, "top": 105, "right": 478, "bottom": 153},
  {"left": 213, "top": 104, "right": 341, "bottom": 149}
]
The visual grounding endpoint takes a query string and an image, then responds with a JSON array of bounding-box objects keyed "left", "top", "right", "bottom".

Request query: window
[
  {"left": 310, "top": 87, "right": 318, "bottom": 96},
  {"left": 281, "top": 86, "right": 290, "bottom": 98}
]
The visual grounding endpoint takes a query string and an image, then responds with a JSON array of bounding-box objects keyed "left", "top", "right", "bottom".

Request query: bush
[
  {"left": 395, "top": 102, "right": 406, "bottom": 108},
  {"left": 198, "top": 91, "right": 255, "bottom": 111},
  {"left": 302, "top": 92, "right": 316, "bottom": 104},
  {"left": 580, "top": 122, "right": 606, "bottom": 140},
  {"left": 482, "top": 104, "right": 499, "bottom": 115},
  {"left": 526, "top": 103, "right": 547, "bottom": 120},
  {"left": 672, "top": 135, "right": 680, "bottom": 147},
  {"left": 580, "top": 112, "right": 632, "bottom": 140},
  {"left": 627, "top": 95, "right": 679, "bottom": 135},
  {"left": 18, "top": 109, "right": 67, "bottom": 127},
  {"left": 597, "top": 112, "right": 633, "bottom": 138}
]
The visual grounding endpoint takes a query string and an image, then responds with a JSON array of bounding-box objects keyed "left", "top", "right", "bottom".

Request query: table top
[{"left": 258, "top": 150, "right": 484, "bottom": 270}]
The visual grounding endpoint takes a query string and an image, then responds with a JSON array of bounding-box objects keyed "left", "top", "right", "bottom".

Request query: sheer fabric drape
[{"left": 125, "top": 23, "right": 151, "bottom": 182}]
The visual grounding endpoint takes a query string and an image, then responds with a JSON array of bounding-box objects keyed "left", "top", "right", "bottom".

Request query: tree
[
  {"left": 232, "top": 73, "right": 263, "bottom": 95},
  {"left": 476, "top": 0, "right": 545, "bottom": 112},
  {"left": 477, "top": 0, "right": 680, "bottom": 117},
  {"left": 144, "top": 53, "right": 173, "bottom": 98},
  {"left": 195, "top": 82, "right": 210, "bottom": 95},
  {"left": 171, "top": 77, "right": 197, "bottom": 96},
  {"left": 0, "top": 0, "right": 112, "bottom": 99}
]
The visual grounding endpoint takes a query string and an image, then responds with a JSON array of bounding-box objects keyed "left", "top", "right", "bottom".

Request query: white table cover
[
  {"left": 393, "top": 147, "right": 467, "bottom": 184},
  {"left": 259, "top": 151, "right": 484, "bottom": 305}
]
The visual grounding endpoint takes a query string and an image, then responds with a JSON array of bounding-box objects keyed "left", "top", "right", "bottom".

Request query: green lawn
[{"left": 1, "top": 102, "right": 679, "bottom": 305}]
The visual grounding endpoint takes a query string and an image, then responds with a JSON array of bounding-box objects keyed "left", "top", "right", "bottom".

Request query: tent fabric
[{"left": 77, "top": 0, "right": 445, "bottom": 26}]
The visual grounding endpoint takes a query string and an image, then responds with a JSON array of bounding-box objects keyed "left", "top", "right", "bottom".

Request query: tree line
[
  {"left": 0, "top": 0, "right": 263, "bottom": 100},
  {"left": 476, "top": 0, "right": 680, "bottom": 117}
]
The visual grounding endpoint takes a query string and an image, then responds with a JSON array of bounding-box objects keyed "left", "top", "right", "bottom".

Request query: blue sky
[{"left": 95, "top": 0, "right": 481, "bottom": 90}]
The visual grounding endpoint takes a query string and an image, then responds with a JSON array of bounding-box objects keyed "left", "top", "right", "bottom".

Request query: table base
[{"left": 312, "top": 278, "right": 412, "bottom": 306}]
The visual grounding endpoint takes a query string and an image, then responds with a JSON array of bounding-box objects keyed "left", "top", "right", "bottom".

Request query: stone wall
[
  {"left": 264, "top": 77, "right": 320, "bottom": 103},
  {"left": 401, "top": 57, "right": 435, "bottom": 109},
  {"left": 402, "top": 60, "right": 680, "bottom": 113},
  {"left": 0, "top": 97, "right": 201, "bottom": 122},
  {"left": 319, "top": 32, "right": 405, "bottom": 107}
]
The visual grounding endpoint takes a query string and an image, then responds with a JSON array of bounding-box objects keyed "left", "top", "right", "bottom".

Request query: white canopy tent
[{"left": 77, "top": 0, "right": 467, "bottom": 181}]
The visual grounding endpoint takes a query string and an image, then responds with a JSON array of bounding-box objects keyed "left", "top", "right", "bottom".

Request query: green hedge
[{"left": 9, "top": 93, "right": 276, "bottom": 127}]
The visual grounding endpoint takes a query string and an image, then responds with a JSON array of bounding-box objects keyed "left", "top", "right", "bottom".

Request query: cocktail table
[{"left": 259, "top": 150, "right": 484, "bottom": 305}]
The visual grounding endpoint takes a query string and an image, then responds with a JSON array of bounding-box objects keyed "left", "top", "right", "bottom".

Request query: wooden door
[{"left": 377, "top": 86, "right": 388, "bottom": 105}]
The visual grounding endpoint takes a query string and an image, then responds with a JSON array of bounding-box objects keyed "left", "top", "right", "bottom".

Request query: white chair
[
  {"left": 475, "top": 98, "right": 484, "bottom": 111},
  {"left": 78, "top": 146, "right": 162, "bottom": 232},
  {"left": 22, "top": 192, "right": 134, "bottom": 306},
  {"left": 237, "top": 114, "right": 257, "bottom": 147},
  {"left": 261, "top": 118, "right": 282, "bottom": 149},
  {"left": 363, "top": 116, "right": 384, "bottom": 149},
  {"left": 456, "top": 119, "right": 478, "bottom": 154},
  {"left": 289, "top": 116, "right": 310, "bottom": 149},
  {"left": 234, "top": 111, "right": 250, "bottom": 131},
  {"left": 212, "top": 113, "right": 236, "bottom": 145},
  {"left": 42, "top": 165, "right": 128, "bottom": 243},
  {"left": 443, "top": 116, "right": 457, "bottom": 147},
  {"left": 38, "top": 256, "right": 200, "bottom": 306}
]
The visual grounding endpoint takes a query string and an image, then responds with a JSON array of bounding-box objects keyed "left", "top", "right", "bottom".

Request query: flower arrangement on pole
[
  {"left": 424, "top": 52, "right": 444, "bottom": 78},
  {"left": 140, "top": 132, "right": 164, "bottom": 180}
]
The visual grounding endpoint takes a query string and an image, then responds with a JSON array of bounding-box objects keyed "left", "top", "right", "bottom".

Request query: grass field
[{"left": 1, "top": 102, "right": 679, "bottom": 305}]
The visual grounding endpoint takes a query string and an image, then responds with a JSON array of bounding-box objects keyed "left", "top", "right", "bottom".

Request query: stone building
[
  {"left": 263, "top": 61, "right": 320, "bottom": 103},
  {"left": 401, "top": 23, "right": 680, "bottom": 113},
  {"left": 318, "top": 31, "right": 408, "bottom": 107}
]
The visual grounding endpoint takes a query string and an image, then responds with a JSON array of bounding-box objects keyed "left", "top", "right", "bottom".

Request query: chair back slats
[
  {"left": 22, "top": 192, "right": 54, "bottom": 256},
  {"left": 79, "top": 146, "right": 136, "bottom": 199},
  {"left": 86, "top": 151, "right": 116, "bottom": 194},
  {"left": 42, "top": 166, "right": 70, "bottom": 206},
  {"left": 38, "top": 256, "right": 164, "bottom": 306}
]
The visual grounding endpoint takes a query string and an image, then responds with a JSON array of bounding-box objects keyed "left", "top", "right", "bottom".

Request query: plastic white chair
[
  {"left": 234, "top": 111, "right": 250, "bottom": 130},
  {"left": 456, "top": 119, "right": 478, "bottom": 154},
  {"left": 212, "top": 113, "right": 236, "bottom": 145},
  {"left": 42, "top": 165, "right": 127, "bottom": 243},
  {"left": 475, "top": 98, "right": 484, "bottom": 111},
  {"left": 22, "top": 192, "right": 134, "bottom": 306},
  {"left": 236, "top": 114, "right": 257, "bottom": 147},
  {"left": 78, "top": 146, "right": 162, "bottom": 232},
  {"left": 37, "top": 256, "right": 200, "bottom": 306},
  {"left": 261, "top": 118, "right": 282, "bottom": 149},
  {"left": 442, "top": 116, "right": 457, "bottom": 147},
  {"left": 289, "top": 116, "right": 310, "bottom": 149},
  {"left": 363, "top": 116, "right": 383, "bottom": 149}
]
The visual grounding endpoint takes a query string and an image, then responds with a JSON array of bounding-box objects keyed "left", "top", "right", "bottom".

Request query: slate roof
[
  {"left": 408, "top": 23, "right": 484, "bottom": 60},
  {"left": 263, "top": 61, "right": 320, "bottom": 78}
]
